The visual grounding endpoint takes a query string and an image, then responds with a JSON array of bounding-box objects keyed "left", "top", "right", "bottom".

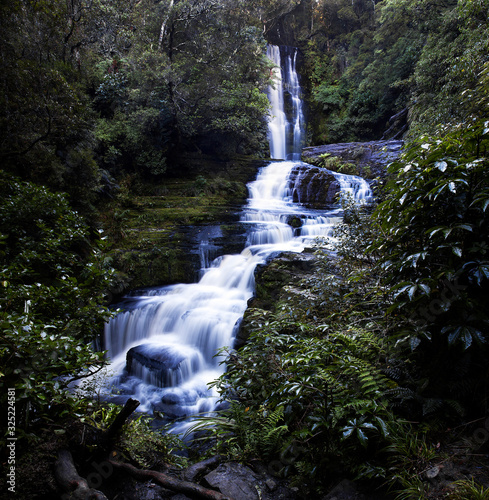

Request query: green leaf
[
  {"left": 356, "top": 428, "right": 368, "bottom": 448},
  {"left": 374, "top": 417, "right": 389, "bottom": 438}
]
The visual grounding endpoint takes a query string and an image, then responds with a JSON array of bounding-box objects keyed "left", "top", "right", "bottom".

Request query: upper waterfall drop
[{"left": 267, "top": 45, "right": 305, "bottom": 161}]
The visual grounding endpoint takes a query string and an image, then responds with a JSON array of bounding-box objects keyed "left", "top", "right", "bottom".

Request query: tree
[
  {"left": 152, "top": 0, "right": 272, "bottom": 157},
  {"left": 0, "top": 0, "right": 102, "bottom": 213},
  {"left": 91, "top": 0, "right": 272, "bottom": 179},
  {"left": 409, "top": 0, "right": 489, "bottom": 135}
]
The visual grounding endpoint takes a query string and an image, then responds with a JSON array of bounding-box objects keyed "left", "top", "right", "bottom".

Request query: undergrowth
[{"left": 191, "top": 181, "right": 489, "bottom": 496}]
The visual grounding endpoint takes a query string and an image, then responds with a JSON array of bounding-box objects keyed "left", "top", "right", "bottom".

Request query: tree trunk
[
  {"left": 102, "top": 397, "right": 140, "bottom": 446},
  {"left": 158, "top": 0, "right": 175, "bottom": 51}
]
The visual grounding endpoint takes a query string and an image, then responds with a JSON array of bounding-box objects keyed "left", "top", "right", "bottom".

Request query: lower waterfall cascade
[{"left": 100, "top": 45, "right": 373, "bottom": 424}]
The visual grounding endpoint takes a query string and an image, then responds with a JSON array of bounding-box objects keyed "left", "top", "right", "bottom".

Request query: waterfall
[
  {"left": 267, "top": 45, "right": 305, "bottom": 160},
  {"left": 99, "top": 44, "right": 372, "bottom": 424},
  {"left": 267, "top": 45, "right": 287, "bottom": 160}
]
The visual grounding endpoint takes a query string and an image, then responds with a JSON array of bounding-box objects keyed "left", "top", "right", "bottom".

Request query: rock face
[
  {"left": 287, "top": 164, "right": 340, "bottom": 207},
  {"left": 302, "top": 140, "right": 403, "bottom": 178},
  {"left": 235, "top": 251, "right": 318, "bottom": 349}
]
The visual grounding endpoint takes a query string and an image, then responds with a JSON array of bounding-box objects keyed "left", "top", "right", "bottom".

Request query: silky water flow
[{"left": 99, "top": 45, "right": 372, "bottom": 428}]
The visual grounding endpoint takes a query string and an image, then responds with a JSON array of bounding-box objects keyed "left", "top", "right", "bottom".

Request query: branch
[
  {"left": 65, "top": 362, "right": 106, "bottom": 385},
  {"left": 107, "top": 460, "right": 235, "bottom": 500},
  {"left": 158, "top": 0, "right": 175, "bottom": 50},
  {"left": 102, "top": 397, "right": 140, "bottom": 446}
]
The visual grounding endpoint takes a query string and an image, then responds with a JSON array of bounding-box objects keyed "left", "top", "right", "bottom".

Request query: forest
[{"left": 1, "top": 0, "right": 489, "bottom": 498}]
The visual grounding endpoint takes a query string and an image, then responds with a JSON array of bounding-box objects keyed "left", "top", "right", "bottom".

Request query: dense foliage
[
  {"left": 298, "top": 0, "right": 489, "bottom": 145},
  {"left": 370, "top": 122, "right": 489, "bottom": 420},
  {"left": 0, "top": 175, "right": 114, "bottom": 428},
  {"left": 0, "top": 0, "right": 274, "bottom": 201}
]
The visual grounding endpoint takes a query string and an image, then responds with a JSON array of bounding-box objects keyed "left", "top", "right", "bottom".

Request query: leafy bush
[
  {"left": 0, "top": 176, "right": 115, "bottom": 431},
  {"left": 373, "top": 123, "right": 489, "bottom": 346},
  {"left": 370, "top": 120, "right": 489, "bottom": 417},
  {"left": 206, "top": 319, "right": 396, "bottom": 492}
]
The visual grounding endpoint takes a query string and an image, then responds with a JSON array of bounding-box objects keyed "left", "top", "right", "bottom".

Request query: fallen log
[
  {"left": 55, "top": 449, "right": 108, "bottom": 500},
  {"left": 108, "top": 459, "right": 235, "bottom": 500}
]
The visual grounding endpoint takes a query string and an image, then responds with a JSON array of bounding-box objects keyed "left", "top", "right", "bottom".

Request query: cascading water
[
  {"left": 100, "top": 45, "right": 372, "bottom": 424},
  {"left": 267, "top": 45, "right": 305, "bottom": 161}
]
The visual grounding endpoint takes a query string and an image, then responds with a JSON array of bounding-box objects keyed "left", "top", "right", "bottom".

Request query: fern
[
  {"left": 260, "top": 406, "right": 288, "bottom": 456},
  {"left": 187, "top": 403, "right": 288, "bottom": 462}
]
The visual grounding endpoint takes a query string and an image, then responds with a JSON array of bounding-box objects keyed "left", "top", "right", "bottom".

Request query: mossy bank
[{"left": 102, "top": 154, "right": 269, "bottom": 297}]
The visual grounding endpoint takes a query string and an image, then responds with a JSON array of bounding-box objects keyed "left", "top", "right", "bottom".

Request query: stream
[{"left": 100, "top": 45, "right": 372, "bottom": 426}]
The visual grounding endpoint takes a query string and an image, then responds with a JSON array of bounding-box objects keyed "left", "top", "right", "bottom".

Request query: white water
[
  {"left": 100, "top": 45, "right": 372, "bottom": 422},
  {"left": 267, "top": 45, "right": 305, "bottom": 160}
]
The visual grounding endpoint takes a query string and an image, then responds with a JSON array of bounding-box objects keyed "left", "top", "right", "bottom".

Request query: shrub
[{"left": 0, "top": 175, "right": 115, "bottom": 431}]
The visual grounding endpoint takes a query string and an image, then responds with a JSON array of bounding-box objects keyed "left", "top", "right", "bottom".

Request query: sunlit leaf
[
  {"left": 435, "top": 160, "right": 447, "bottom": 172},
  {"left": 410, "top": 336, "right": 421, "bottom": 350}
]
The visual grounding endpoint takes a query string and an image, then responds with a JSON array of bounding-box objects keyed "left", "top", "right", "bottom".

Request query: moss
[{"left": 101, "top": 157, "right": 266, "bottom": 292}]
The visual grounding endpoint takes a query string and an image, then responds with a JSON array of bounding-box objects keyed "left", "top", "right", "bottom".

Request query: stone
[
  {"left": 288, "top": 164, "right": 339, "bottom": 207},
  {"left": 301, "top": 140, "right": 403, "bottom": 180},
  {"left": 204, "top": 462, "right": 260, "bottom": 500},
  {"left": 126, "top": 344, "right": 201, "bottom": 388},
  {"left": 322, "top": 479, "right": 365, "bottom": 499},
  {"left": 127, "top": 344, "right": 186, "bottom": 374},
  {"left": 425, "top": 465, "right": 441, "bottom": 479}
]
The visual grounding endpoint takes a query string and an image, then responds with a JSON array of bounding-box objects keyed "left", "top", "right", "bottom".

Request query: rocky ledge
[{"left": 302, "top": 140, "right": 403, "bottom": 178}]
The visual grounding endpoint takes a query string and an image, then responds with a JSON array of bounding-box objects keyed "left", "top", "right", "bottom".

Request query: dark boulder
[
  {"left": 302, "top": 140, "right": 403, "bottom": 179},
  {"left": 288, "top": 164, "right": 340, "bottom": 208},
  {"left": 204, "top": 461, "right": 298, "bottom": 500}
]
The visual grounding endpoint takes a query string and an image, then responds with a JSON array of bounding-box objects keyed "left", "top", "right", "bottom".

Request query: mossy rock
[{"left": 103, "top": 155, "right": 269, "bottom": 293}]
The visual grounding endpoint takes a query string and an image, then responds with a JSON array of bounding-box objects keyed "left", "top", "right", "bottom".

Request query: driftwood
[
  {"left": 103, "top": 397, "right": 140, "bottom": 442},
  {"left": 108, "top": 459, "right": 235, "bottom": 500},
  {"left": 55, "top": 449, "right": 108, "bottom": 500}
]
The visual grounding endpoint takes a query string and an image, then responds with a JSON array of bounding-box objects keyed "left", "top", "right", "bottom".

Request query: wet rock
[
  {"left": 235, "top": 251, "right": 318, "bottom": 347},
  {"left": 127, "top": 345, "right": 185, "bottom": 373},
  {"left": 302, "top": 140, "right": 403, "bottom": 179},
  {"left": 288, "top": 164, "right": 340, "bottom": 207},
  {"left": 153, "top": 389, "right": 202, "bottom": 419},
  {"left": 203, "top": 461, "right": 299, "bottom": 500},
  {"left": 252, "top": 251, "right": 315, "bottom": 305},
  {"left": 126, "top": 344, "right": 201, "bottom": 388},
  {"left": 285, "top": 214, "right": 303, "bottom": 228},
  {"left": 161, "top": 393, "right": 181, "bottom": 405}
]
